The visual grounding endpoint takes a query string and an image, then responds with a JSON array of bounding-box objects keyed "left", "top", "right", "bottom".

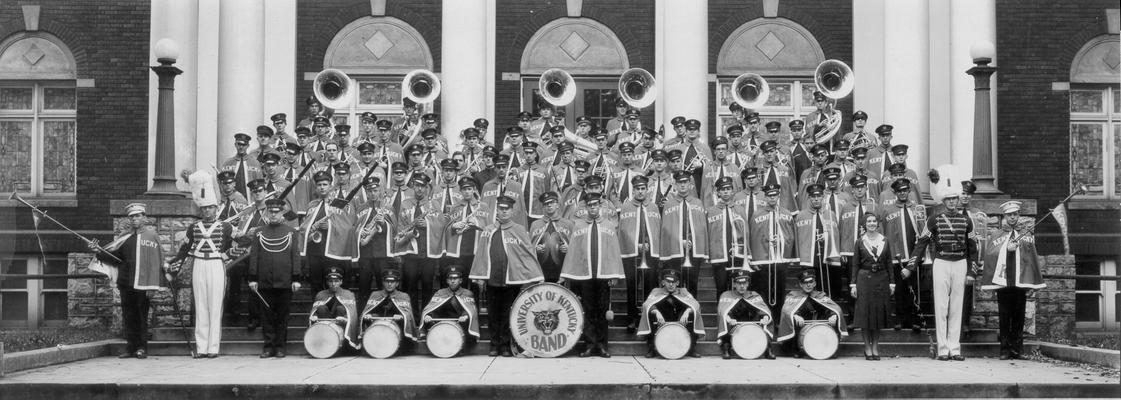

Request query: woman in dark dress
[{"left": 849, "top": 212, "right": 895, "bottom": 360}]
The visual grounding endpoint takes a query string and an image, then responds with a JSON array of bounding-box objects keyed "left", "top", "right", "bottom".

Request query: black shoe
[
  {"left": 793, "top": 352, "right": 803, "bottom": 359},
  {"left": 488, "top": 348, "right": 499, "bottom": 357},
  {"left": 999, "top": 353, "right": 1011, "bottom": 360},
  {"left": 689, "top": 350, "right": 701, "bottom": 358},
  {"left": 764, "top": 350, "right": 776, "bottom": 360},
  {"left": 261, "top": 349, "right": 273, "bottom": 358},
  {"left": 192, "top": 353, "right": 205, "bottom": 359},
  {"left": 134, "top": 349, "right": 147, "bottom": 359},
  {"left": 207, "top": 353, "right": 219, "bottom": 359},
  {"left": 722, "top": 344, "right": 732, "bottom": 360},
  {"left": 247, "top": 320, "right": 259, "bottom": 331},
  {"left": 645, "top": 349, "right": 657, "bottom": 358},
  {"left": 579, "top": 348, "right": 594, "bottom": 358},
  {"left": 936, "top": 355, "right": 950, "bottom": 361},
  {"left": 599, "top": 346, "right": 611, "bottom": 358},
  {"left": 500, "top": 348, "right": 513, "bottom": 357},
  {"left": 118, "top": 352, "right": 134, "bottom": 359},
  {"left": 951, "top": 354, "right": 965, "bottom": 361},
  {"left": 275, "top": 350, "right": 286, "bottom": 358},
  {"left": 872, "top": 355, "right": 881, "bottom": 361}
]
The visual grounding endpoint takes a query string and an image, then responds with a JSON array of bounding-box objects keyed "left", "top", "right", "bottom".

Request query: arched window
[
  {"left": 1068, "top": 34, "right": 1120, "bottom": 199},
  {"left": 0, "top": 32, "right": 77, "bottom": 197}
]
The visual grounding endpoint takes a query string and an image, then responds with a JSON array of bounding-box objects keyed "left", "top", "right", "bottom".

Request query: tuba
[
  {"left": 619, "top": 68, "right": 657, "bottom": 108},
  {"left": 313, "top": 69, "right": 354, "bottom": 111},
  {"left": 539, "top": 68, "right": 576, "bottom": 106},
  {"left": 731, "top": 73, "right": 770, "bottom": 110},
  {"left": 814, "top": 59, "right": 854, "bottom": 99},
  {"left": 403, "top": 69, "right": 441, "bottom": 104}
]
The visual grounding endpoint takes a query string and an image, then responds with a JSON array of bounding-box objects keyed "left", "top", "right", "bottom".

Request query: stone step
[{"left": 114, "top": 340, "right": 1018, "bottom": 358}]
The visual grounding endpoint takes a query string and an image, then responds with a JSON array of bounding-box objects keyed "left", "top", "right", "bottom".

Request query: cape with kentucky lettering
[
  {"left": 837, "top": 197, "right": 879, "bottom": 257},
  {"left": 310, "top": 288, "right": 361, "bottom": 348},
  {"left": 617, "top": 199, "right": 662, "bottom": 258},
  {"left": 775, "top": 289, "right": 848, "bottom": 342},
  {"left": 560, "top": 217, "right": 624, "bottom": 280},
  {"left": 747, "top": 207, "right": 798, "bottom": 265},
  {"left": 420, "top": 287, "right": 480, "bottom": 338},
  {"left": 391, "top": 196, "right": 448, "bottom": 258},
  {"left": 299, "top": 198, "right": 357, "bottom": 261},
  {"left": 981, "top": 222, "right": 1045, "bottom": 290},
  {"left": 529, "top": 215, "right": 575, "bottom": 264},
  {"left": 793, "top": 209, "right": 842, "bottom": 267},
  {"left": 362, "top": 289, "right": 419, "bottom": 341},
  {"left": 93, "top": 226, "right": 166, "bottom": 291},
  {"left": 469, "top": 220, "right": 545, "bottom": 285},
  {"left": 705, "top": 201, "right": 750, "bottom": 264},
  {"left": 716, "top": 289, "right": 774, "bottom": 339},
  {"left": 636, "top": 287, "right": 706, "bottom": 337},
  {"left": 658, "top": 195, "right": 710, "bottom": 259}
]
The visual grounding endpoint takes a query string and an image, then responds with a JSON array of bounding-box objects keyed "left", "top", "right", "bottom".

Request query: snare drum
[
  {"left": 303, "top": 321, "right": 345, "bottom": 359},
  {"left": 362, "top": 319, "right": 403, "bottom": 359},
  {"left": 797, "top": 321, "right": 839, "bottom": 360},
  {"left": 730, "top": 322, "right": 769, "bottom": 360},
  {"left": 426, "top": 320, "right": 465, "bottom": 358},
  {"left": 653, "top": 322, "right": 692, "bottom": 360}
]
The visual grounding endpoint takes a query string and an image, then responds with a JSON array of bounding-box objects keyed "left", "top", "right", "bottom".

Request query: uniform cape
[
  {"left": 362, "top": 289, "right": 420, "bottom": 341},
  {"left": 617, "top": 200, "right": 662, "bottom": 258},
  {"left": 420, "top": 287, "right": 480, "bottom": 338},
  {"left": 658, "top": 196, "right": 710, "bottom": 259},
  {"left": 705, "top": 202, "right": 749, "bottom": 264},
  {"left": 311, "top": 289, "right": 361, "bottom": 348},
  {"left": 299, "top": 199, "right": 357, "bottom": 260},
  {"left": 560, "top": 218, "right": 625, "bottom": 280},
  {"left": 469, "top": 221, "right": 546, "bottom": 285},
  {"left": 881, "top": 201, "right": 931, "bottom": 265},
  {"left": 981, "top": 226, "right": 1045, "bottom": 290},
  {"left": 837, "top": 197, "right": 879, "bottom": 256},
  {"left": 391, "top": 197, "right": 448, "bottom": 258},
  {"left": 793, "top": 209, "right": 842, "bottom": 267},
  {"left": 93, "top": 227, "right": 166, "bottom": 290},
  {"left": 444, "top": 201, "right": 488, "bottom": 258},
  {"left": 529, "top": 215, "right": 575, "bottom": 264},
  {"left": 776, "top": 290, "right": 848, "bottom": 342},
  {"left": 747, "top": 207, "right": 798, "bottom": 265},
  {"left": 636, "top": 287, "right": 706, "bottom": 337},
  {"left": 716, "top": 290, "right": 774, "bottom": 339}
]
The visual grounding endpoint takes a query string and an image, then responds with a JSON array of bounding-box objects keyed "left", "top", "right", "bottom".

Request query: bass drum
[
  {"left": 303, "top": 321, "right": 344, "bottom": 359},
  {"left": 362, "top": 319, "right": 403, "bottom": 359},
  {"left": 653, "top": 322, "right": 692, "bottom": 360},
  {"left": 730, "top": 322, "right": 769, "bottom": 360},
  {"left": 426, "top": 321, "right": 465, "bottom": 358},
  {"left": 797, "top": 321, "right": 839, "bottom": 360},
  {"left": 509, "top": 282, "right": 584, "bottom": 358}
]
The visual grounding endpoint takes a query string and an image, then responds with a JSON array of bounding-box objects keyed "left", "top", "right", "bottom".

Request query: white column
[
  {"left": 441, "top": 0, "right": 489, "bottom": 152},
  {"left": 216, "top": 0, "right": 265, "bottom": 163},
  {"left": 949, "top": 0, "right": 997, "bottom": 179},
  {"left": 926, "top": 0, "right": 953, "bottom": 168},
  {"left": 263, "top": 0, "right": 297, "bottom": 125},
  {"left": 658, "top": 0, "right": 708, "bottom": 141},
  {"left": 853, "top": 0, "right": 886, "bottom": 133},
  {"left": 195, "top": 0, "right": 221, "bottom": 172},
  {"left": 883, "top": 0, "right": 930, "bottom": 192},
  {"left": 148, "top": 0, "right": 199, "bottom": 190}
]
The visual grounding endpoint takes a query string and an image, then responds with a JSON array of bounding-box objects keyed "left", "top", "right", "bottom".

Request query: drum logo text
[{"left": 513, "top": 287, "right": 581, "bottom": 356}]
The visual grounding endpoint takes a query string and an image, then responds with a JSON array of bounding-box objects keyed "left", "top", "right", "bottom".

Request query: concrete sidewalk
[{"left": 0, "top": 355, "right": 1117, "bottom": 399}]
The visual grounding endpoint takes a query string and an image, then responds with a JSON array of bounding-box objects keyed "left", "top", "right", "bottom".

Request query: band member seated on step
[
  {"left": 309, "top": 267, "right": 361, "bottom": 352},
  {"left": 776, "top": 270, "right": 848, "bottom": 358},
  {"left": 717, "top": 270, "right": 775, "bottom": 360},
  {"left": 637, "top": 269, "right": 706, "bottom": 359},
  {"left": 420, "top": 267, "right": 480, "bottom": 356},
  {"left": 361, "top": 269, "right": 419, "bottom": 352}
]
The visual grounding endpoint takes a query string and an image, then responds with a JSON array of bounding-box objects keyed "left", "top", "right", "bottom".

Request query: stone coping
[
  {"left": 1037, "top": 341, "right": 1121, "bottom": 369},
  {"left": 0, "top": 339, "right": 119, "bottom": 376}
]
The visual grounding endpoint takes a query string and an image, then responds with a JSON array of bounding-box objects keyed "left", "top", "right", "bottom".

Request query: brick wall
[
  {"left": 494, "top": 0, "right": 655, "bottom": 145},
  {"left": 995, "top": 0, "right": 1120, "bottom": 255},
  {"left": 708, "top": 0, "right": 853, "bottom": 143},
  {"left": 0, "top": 1, "right": 151, "bottom": 254},
  {"left": 294, "top": 0, "right": 442, "bottom": 119}
]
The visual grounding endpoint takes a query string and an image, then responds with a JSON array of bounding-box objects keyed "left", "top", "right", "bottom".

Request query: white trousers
[
  {"left": 932, "top": 258, "right": 966, "bottom": 356},
  {"left": 192, "top": 258, "right": 226, "bottom": 354}
]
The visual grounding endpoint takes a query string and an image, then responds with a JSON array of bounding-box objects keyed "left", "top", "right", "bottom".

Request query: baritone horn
[
  {"left": 313, "top": 69, "right": 354, "bottom": 111},
  {"left": 403, "top": 69, "right": 441, "bottom": 103},
  {"left": 731, "top": 73, "right": 770, "bottom": 110},
  {"left": 814, "top": 59, "right": 854, "bottom": 99},
  {"left": 619, "top": 68, "right": 656, "bottom": 108},
  {"left": 539, "top": 68, "right": 576, "bottom": 106}
]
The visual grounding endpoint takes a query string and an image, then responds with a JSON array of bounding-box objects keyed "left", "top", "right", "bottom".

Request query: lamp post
[
  {"left": 146, "top": 38, "right": 184, "bottom": 196},
  {"left": 966, "top": 41, "right": 1003, "bottom": 196}
]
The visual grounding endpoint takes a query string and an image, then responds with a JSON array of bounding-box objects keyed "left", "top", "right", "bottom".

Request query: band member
[
  {"left": 849, "top": 212, "right": 895, "bottom": 360},
  {"left": 586, "top": 129, "right": 619, "bottom": 178},
  {"left": 805, "top": 91, "right": 842, "bottom": 149},
  {"left": 638, "top": 269, "right": 705, "bottom": 358},
  {"left": 567, "top": 175, "right": 619, "bottom": 222},
  {"left": 757, "top": 140, "right": 798, "bottom": 210},
  {"left": 361, "top": 269, "right": 419, "bottom": 353},
  {"left": 355, "top": 176, "right": 396, "bottom": 305},
  {"left": 473, "top": 118, "right": 491, "bottom": 143},
  {"left": 659, "top": 170, "right": 708, "bottom": 295},
  {"left": 743, "top": 113, "right": 763, "bottom": 149},
  {"left": 634, "top": 128, "right": 661, "bottom": 168},
  {"left": 89, "top": 203, "right": 166, "bottom": 359},
  {"left": 789, "top": 122, "right": 814, "bottom": 181},
  {"left": 308, "top": 267, "right": 360, "bottom": 354},
  {"left": 561, "top": 193, "right": 624, "bottom": 358},
  {"left": 170, "top": 173, "right": 235, "bottom": 358},
  {"left": 353, "top": 143, "right": 388, "bottom": 202},
  {"left": 604, "top": 98, "right": 629, "bottom": 141},
  {"left": 882, "top": 178, "right": 929, "bottom": 332},
  {"left": 840, "top": 147, "right": 880, "bottom": 194},
  {"left": 842, "top": 111, "right": 877, "bottom": 151},
  {"left": 866, "top": 124, "right": 895, "bottom": 174},
  {"left": 795, "top": 184, "right": 843, "bottom": 299},
  {"left": 299, "top": 171, "right": 354, "bottom": 293},
  {"left": 249, "top": 125, "right": 278, "bottom": 161},
  {"left": 777, "top": 270, "right": 848, "bottom": 358},
  {"left": 762, "top": 121, "right": 790, "bottom": 150},
  {"left": 258, "top": 153, "right": 292, "bottom": 198},
  {"left": 798, "top": 145, "right": 830, "bottom": 200},
  {"left": 215, "top": 171, "right": 249, "bottom": 223},
  {"left": 838, "top": 175, "right": 880, "bottom": 259},
  {"left": 386, "top": 162, "right": 415, "bottom": 218},
  {"left": 747, "top": 184, "right": 797, "bottom": 316},
  {"left": 461, "top": 128, "right": 486, "bottom": 169},
  {"left": 470, "top": 196, "right": 546, "bottom": 357},
  {"left": 445, "top": 177, "right": 487, "bottom": 280},
  {"left": 981, "top": 201, "right": 1044, "bottom": 360},
  {"left": 296, "top": 96, "right": 323, "bottom": 129},
  {"left": 819, "top": 167, "right": 850, "bottom": 223},
  {"left": 221, "top": 132, "right": 262, "bottom": 200},
  {"left": 280, "top": 142, "right": 313, "bottom": 217},
  {"left": 959, "top": 180, "right": 989, "bottom": 333},
  {"left": 707, "top": 177, "right": 750, "bottom": 294},
  {"left": 393, "top": 173, "right": 446, "bottom": 318},
  {"left": 420, "top": 266, "right": 479, "bottom": 356},
  {"left": 481, "top": 154, "right": 528, "bottom": 227},
  {"left": 513, "top": 142, "right": 548, "bottom": 223},
  {"left": 717, "top": 270, "right": 775, "bottom": 360},
  {"left": 879, "top": 163, "right": 923, "bottom": 206},
  {"left": 539, "top": 125, "right": 567, "bottom": 167},
  {"left": 666, "top": 119, "right": 711, "bottom": 197},
  {"left": 734, "top": 167, "right": 763, "bottom": 222},
  {"left": 826, "top": 140, "right": 854, "bottom": 178},
  {"left": 309, "top": 116, "right": 334, "bottom": 155},
  {"left": 472, "top": 146, "right": 499, "bottom": 190},
  {"left": 560, "top": 161, "right": 592, "bottom": 218},
  {"left": 618, "top": 176, "right": 662, "bottom": 332},
  {"left": 247, "top": 199, "right": 303, "bottom": 358},
  {"left": 703, "top": 137, "right": 743, "bottom": 207},
  {"left": 725, "top": 125, "right": 753, "bottom": 169},
  {"left": 392, "top": 98, "right": 421, "bottom": 146},
  {"left": 227, "top": 179, "right": 270, "bottom": 329},
  {"left": 404, "top": 144, "right": 436, "bottom": 184},
  {"left": 911, "top": 186, "right": 979, "bottom": 361},
  {"left": 530, "top": 192, "right": 573, "bottom": 282},
  {"left": 502, "top": 127, "right": 529, "bottom": 168},
  {"left": 573, "top": 116, "right": 595, "bottom": 143},
  {"left": 549, "top": 142, "right": 579, "bottom": 192},
  {"left": 419, "top": 128, "right": 448, "bottom": 165},
  {"left": 648, "top": 150, "right": 674, "bottom": 211},
  {"left": 271, "top": 113, "right": 295, "bottom": 145},
  {"left": 610, "top": 142, "right": 644, "bottom": 204},
  {"left": 529, "top": 103, "right": 557, "bottom": 140}
]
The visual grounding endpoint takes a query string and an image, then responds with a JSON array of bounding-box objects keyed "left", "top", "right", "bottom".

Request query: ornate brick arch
[
  {"left": 520, "top": 18, "right": 629, "bottom": 75},
  {"left": 0, "top": 31, "right": 76, "bottom": 80},
  {"left": 323, "top": 16, "right": 433, "bottom": 75},
  {"left": 716, "top": 18, "right": 824, "bottom": 77},
  {"left": 1070, "top": 34, "right": 1120, "bottom": 83}
]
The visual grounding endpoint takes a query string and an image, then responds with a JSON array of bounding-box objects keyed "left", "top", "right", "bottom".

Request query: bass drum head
[
  {"left": 362, "top": 320, "right": 403, "bottom": 359},
  {"left": 798, "top": 322, "right": 839, "bottom": 360},
  {"left": 303, "top": 322, "right": 344, "bottom": 359},
  {"left": 730, "top": 323, "right": 768, "bottom": 360},
  {"left": 426, "top": 321, "right": 465, "bottom": 358},
  {"left": 509, "top": 282, "right": 584, "bottom": 358},
  {"left": 653, "top": 322, "right": 691, "bottom": 360}
]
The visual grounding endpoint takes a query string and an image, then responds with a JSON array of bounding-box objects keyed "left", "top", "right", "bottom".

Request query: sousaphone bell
[
  {"left": 537, "top": 69, "right": 596, "bottom": 157},
  {"left": 731, "top": 73, "right": 770, "bottom": 110},
  {"left": 814, "top": 59, "right": 854, "bottom": 99},
  {"left": 313, "top": 69, "right": 354, "bottom": 111},
  {"left": 403, "top": 69, "right": 442, "bottom": 104},
  {"left": 618, "top": 68, "right": 656, "bottom": 108}
]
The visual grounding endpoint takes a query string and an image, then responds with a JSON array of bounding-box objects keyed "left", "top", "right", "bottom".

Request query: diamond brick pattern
[
  {"left": 755, "top": 31, "right": 785, "bottom": 61},
  {"left": 364, "top": 30, "right": 395, "bottom": 60},
  {"left": 23, "top": 43, "right": 44, "bottom": 65},
  {"left": 559, "top": 32, "right": 590, "bottom": 61}
]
